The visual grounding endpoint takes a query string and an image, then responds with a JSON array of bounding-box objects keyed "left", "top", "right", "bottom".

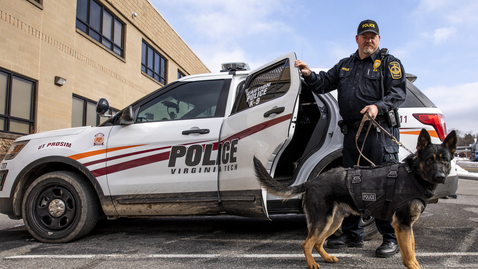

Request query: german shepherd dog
[{"left": 253, "top": 129, "right": 457, "bottom": 269}]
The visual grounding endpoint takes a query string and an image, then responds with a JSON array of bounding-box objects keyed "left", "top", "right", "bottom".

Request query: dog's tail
[{"left": 253, "top": 156, "right": 306, "bottom": 199}]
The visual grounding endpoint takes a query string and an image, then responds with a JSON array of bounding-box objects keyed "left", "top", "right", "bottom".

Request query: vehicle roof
[{"left": 178, "top": 70, "right": 250, "bottom": 82}]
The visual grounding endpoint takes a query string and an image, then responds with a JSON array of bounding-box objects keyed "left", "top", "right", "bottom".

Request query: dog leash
[{"left": 355, "top": 113, "right": 414, "bottom": 167}]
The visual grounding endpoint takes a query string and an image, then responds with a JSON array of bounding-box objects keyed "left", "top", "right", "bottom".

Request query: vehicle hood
[{"left": 16, "top": 126, "right": 93, "bottom": 141}]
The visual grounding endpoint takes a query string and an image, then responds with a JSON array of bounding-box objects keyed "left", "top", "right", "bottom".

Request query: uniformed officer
[{"left": 294, "top": 19, "right": 407, "bottom": 258}]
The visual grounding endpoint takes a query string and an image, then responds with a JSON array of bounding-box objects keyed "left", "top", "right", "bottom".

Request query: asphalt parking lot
[{"left": 0, "top": 163, "right": 477, "bottom": 269}]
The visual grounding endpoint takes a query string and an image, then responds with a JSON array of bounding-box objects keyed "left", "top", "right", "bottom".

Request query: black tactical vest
[{"left": 346, "top": 163, "right": 435, "bottom": 221}]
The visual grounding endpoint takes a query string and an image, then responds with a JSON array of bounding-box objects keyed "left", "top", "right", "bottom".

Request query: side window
[
  {"left": 399, "top": 83, "right": 437, "bottom": 108},
  {"left": 233, "top": 59, "right": 291, "bottom": 113},
  {"left": 76, "top": 0, "right": 125, "bottom": 57},
  {"left": 177, "top": 70, "right": 186, "bottom": 79},
  {"left": 136, "top": 80, "right": 226, "bottom": 122},
  {"left": 0, "top": 69, "right": 36, "bottom": 134},
  {"left": 141, "top": 40, "right": 167, "bottom": 85}
]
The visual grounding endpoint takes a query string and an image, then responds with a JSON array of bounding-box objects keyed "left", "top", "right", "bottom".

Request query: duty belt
[{"left": 347, "top": 115, "right": 386, "bottom": 130}]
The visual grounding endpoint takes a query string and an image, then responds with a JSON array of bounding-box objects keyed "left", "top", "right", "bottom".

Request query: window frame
[
  {"left": 177, "top": 70, "right": 186, "bottom": 80},
  {"left": 76, "top": 0, "right": 125, "bottom": 57},
  {"left": 72, "top": 94, "right": 118, "bottom": 127},
  {"left": 141, "top": 40, "right": 168, "bottom": 85},
  {"left": 0, "top": 67, "right": 36, "bottom": 135}
]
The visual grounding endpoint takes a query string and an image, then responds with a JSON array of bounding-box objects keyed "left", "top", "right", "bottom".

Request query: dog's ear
[
  {"left": 417, "top": 129, "right": 431, "bottom": 153},
  {"left": 443, "top": 130, "right": 457, "bottom": 154}
]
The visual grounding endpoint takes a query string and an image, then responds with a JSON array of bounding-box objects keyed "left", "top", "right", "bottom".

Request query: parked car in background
[{"left": 470, "top": 151, "right": 478, "bottom": 162}]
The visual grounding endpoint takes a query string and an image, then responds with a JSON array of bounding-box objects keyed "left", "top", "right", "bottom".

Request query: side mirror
[
  {"left": 119, "top": 106, "right": 134, "bottom": 125},
  {"left": 96, "top": 98, "right": 110, "bottom": 114}
]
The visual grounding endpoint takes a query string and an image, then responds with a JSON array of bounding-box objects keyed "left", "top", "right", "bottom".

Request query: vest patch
[{"left": 362, "top": 193, "right": 376, "bottom": 201}]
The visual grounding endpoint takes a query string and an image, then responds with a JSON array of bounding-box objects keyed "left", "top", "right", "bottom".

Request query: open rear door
[{"left": 218, "top": 52, "right": 301, "bottom": 219}]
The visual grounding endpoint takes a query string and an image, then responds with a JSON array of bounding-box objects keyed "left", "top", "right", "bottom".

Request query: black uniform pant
[{"left": 342, "top": 126, "right": 397, "bottom": 243}]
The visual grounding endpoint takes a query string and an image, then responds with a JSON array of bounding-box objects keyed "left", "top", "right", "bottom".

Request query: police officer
[{"left": 294, "top": 19, "right": 406, "bottom": 258}]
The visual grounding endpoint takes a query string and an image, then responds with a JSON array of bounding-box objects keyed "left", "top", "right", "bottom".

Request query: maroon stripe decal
[
  {"left": 222, "top": 113, "right": 291, "bottom": 142},
  {"left": 82, "top": 146, "right": 172, "bottom": 167},
  {"left": 91, "top": 151, "right": 171, "bottom": 177}
]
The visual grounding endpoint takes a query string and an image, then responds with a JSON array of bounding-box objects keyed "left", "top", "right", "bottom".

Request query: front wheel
[{"left": 22, "top": 171, "right": 100, "bottom": 243}]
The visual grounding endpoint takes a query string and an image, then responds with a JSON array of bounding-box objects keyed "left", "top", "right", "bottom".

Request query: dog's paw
[
  {"left": 307, "top": 263, "right": 320, "bottom": 269},
  {"left": 404, "top": 259, "right": 420, "bottom": 269},
  {"left": 324, "top": 255, "right": 339, "bottom": 263}
]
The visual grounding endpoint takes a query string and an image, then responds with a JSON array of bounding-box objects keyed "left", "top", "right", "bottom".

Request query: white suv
[{"left": 0, "top": 52, "right": 457, "bottom": 242}]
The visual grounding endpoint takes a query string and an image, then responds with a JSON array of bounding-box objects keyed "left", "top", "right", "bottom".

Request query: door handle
[
  {"left": 182, "top": 129, "right": 210, "bottom": 135},
  {"left": 263, "top": 107, "right": 285, "bottom": 118}
]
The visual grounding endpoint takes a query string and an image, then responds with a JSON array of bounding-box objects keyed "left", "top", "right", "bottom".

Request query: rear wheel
[
  {"left": 361, "top": 216, "right": 380, "bottom": 241},
  {"left": 22, "top": 171, "right": 99, "bottom": 243}
]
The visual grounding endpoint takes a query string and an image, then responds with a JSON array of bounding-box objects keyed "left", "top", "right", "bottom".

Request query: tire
[
  {"left": 22, "top": 171, "right": 100, "bottom": 243},
  {"left": 332, "top": 216, "right": 380, "bottom": 241},
  {"left": 361, "top": 216, "right": 380, "bottom": 241}
]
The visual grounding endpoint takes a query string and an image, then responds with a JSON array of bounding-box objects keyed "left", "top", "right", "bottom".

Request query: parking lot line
[{"left": 5, "top": 252, "right": 478, "bottom": 260}]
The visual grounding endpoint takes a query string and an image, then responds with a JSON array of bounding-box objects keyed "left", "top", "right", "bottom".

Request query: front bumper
[{"left": 0, "top": 197, "right": 16, "bottom": 219}]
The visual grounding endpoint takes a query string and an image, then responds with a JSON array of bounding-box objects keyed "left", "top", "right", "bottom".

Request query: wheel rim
[
  {"left": 361, "top": 215, "right": 374, "bottom": 227},
  {"left": 31, "top": 184, "right": 77, "bottom": 231}
]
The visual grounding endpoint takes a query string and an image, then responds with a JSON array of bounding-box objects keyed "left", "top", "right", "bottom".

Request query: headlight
[{"left": 4, "top": 140, "right": 29, "bottom": 160}]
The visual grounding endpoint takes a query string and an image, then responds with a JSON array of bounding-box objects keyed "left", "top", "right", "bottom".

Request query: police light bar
[{"left": 220, "top": 62, "right": 250, "bottom": 72}]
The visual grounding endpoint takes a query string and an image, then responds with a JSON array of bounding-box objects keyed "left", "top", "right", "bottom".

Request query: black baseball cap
[{"left": 357, "top": 19, "right": 379, "bottom": 35}]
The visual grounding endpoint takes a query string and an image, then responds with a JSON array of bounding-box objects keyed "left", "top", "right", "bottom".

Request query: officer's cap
[{"left": 357, "top": 19, "right": 379, "bottom": 35}]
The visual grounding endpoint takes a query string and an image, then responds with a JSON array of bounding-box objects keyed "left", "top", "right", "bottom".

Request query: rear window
[
  {"left": 400, "top": 82, "right": 436, "bottom": 108},
  {"left": 232, "top": 59, "right": 291, "bottom": 113}
]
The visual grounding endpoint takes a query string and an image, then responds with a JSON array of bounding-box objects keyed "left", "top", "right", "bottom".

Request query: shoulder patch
[{"left": 388, "top": 61, "right": 402, "bottom": 79}]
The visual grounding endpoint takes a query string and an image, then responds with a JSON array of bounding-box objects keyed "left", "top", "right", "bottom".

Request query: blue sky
[{"left": 150, "top": 0, "right": 478, "bottom": 135}]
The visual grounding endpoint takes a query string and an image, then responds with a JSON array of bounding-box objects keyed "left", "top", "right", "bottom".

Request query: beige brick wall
[{"left": 0, "top": 0, "right": 210, "bottom": 154}]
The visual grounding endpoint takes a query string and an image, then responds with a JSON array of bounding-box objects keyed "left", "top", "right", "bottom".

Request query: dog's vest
[{"left": 346, "top": 163, "right": 435, "bottom": 221}]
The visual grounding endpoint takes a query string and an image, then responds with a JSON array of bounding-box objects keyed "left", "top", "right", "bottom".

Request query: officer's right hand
[{"left": 294, "top": 60, "right": 311, "bottom": 77}]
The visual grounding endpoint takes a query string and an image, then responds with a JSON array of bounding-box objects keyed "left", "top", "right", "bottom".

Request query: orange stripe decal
[
  {"left": 400, "top": 130, "right": 439, "bottom": 139},
  {"left": 68, "top": 144, "right": 146, "bottom": 161}
]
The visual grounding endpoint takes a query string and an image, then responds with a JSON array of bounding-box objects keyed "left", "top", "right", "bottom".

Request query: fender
[{"left": 10, "top": 156, "right": 116, "bottom": 218}]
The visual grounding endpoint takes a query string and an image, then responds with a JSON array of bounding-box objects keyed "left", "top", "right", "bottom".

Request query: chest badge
[
  {"left": 373, "top": 59, "right": 381, "bottom": 72},
  {"left": 389, "top": 61, "right": 402, "bottom": 79}
]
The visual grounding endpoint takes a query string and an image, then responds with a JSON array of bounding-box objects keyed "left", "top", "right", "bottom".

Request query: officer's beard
[{"left": 362, "top": 47, "right": 375, "bottom": 55}]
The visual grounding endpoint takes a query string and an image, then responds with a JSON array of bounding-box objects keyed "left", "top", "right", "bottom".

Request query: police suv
[{"left": 0, "top": 53, "right": 457, "bottom": 242}]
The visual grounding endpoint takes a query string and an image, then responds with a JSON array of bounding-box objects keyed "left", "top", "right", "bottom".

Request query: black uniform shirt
[{"left": 304, "top": 49, "right": 407, "bottom": 124}]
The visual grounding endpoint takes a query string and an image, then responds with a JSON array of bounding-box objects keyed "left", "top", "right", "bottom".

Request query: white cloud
[
  {"left": 151, "top": 0, "right": 299, "bottom": 71},
  {"left": 433, "top": 27, "right": 456, "bottom": 44},
  {"left": 423, "top": 82, "right": 478, "bottom": 133}
]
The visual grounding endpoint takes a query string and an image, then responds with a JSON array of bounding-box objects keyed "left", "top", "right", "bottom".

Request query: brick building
[{"left": 0, "top": 0, "right": 210, "bottom": 158}]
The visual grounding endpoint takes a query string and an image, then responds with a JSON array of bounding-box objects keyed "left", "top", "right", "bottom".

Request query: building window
[
  {"left": 72, "top": 95, "right": 118, "bottom": 127},
  {"left": 178, "top": 70, "right": 186, "bottom": 79},
  {"left": 0, "top": 69, "right": 36, "bottom": 135},
  {"left": 76, "top": 0, "right": 125, "bottom": 57},
  {"left": 141, "top": 41, "right": 167, "bottom": 85}
]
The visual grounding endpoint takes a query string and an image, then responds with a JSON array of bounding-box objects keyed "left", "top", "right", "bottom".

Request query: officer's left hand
[{"left": 360, "top": 105, "right": 378, "bottom": 119}]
